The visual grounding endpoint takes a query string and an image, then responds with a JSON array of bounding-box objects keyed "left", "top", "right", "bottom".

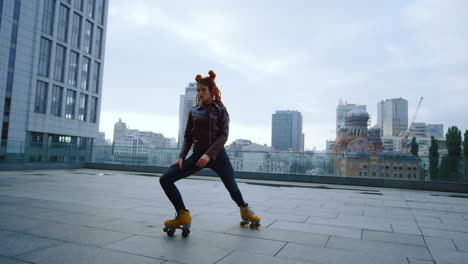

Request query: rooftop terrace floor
[{"left": 0, "top": 169, "right": 468, "bottom": 264}]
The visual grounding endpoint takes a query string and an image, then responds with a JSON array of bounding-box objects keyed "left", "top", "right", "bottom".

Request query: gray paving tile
[
  {"left": 216, "top": 251, "right": 316, "bottom": 264},
  {"left": 362, "top": 230, "right": 426, "bottom": 246},
  {"left": 269, "top": 220, "right": 362, "bottom": 239},
  {"left": 182, "top": 230, "right": 286, "bottom": 255},
  {"left": 32, "top": 210, "right": 118, "bottom": 226},
  {"left": 305, "top": 215, "right": 392, "bottom": 232},
  {"left": 104, "top": 235, "right": 231, "bottom": 264},
  {"left": 412, "top": 209, "right": 466, "bottom": 220},
  {"left": 440, "top": 217, "right": 468, "bottom": 226},
  {"left": 0, "top": 256, "right": 31, "bottom": 264},
  {"left": 19, "top": 199, "right": 101, "bottom": 213},
  {"left": 0, "top": 204, "right": 52, "bottom": 218},
  {"left": 84, "top": 207, "right": 165, "bottom": 222},
  {"left": 225, "top": 226, "right": 329, "bottom": 246},
  {"left": 362, "top": 207, "right": 414, "bottom": 220},
  {"left": 430, "top": 248, "right": 468, "bottom": 264},
  {"left": 425, "top": 237, "right": 457, "bottom": 251},
  {"left": 422, "top": 228, "right": 468, "bottom": 241},
  {"left": 16, "top": 243, "right": 163, "bottom": 264},
  {"left": 191, "top": 212, "right": 245, "bottom": 232},
  {"left": 276, "top": 242, "right": 410, "bottom": 264},
  {"left": 21, "top": 221, "right": 134, "bottom": 247},
  {"left": 418, "top": 221, "right": 468, "bottom": 233},
  {"left": 0, "top": 230, "right": 63, "bottom": 257},
  {"left": 326, "top": 236, "right": 432, "bottom": 260},
  {"left": 407, "top": 258, "right": 435, "bottom": 264},
  {"left": 0, "top": 214, "right": 49, "bottom": 232},
  {"left": 266, "top": 207, "right": 340, "bottom": 218},
  {"left": 392, "top": 222, "right": 422, "bottom": 235},
  {"left": 86, "top": 218, "right": 168, "bottom": 239},
  {"left": 453, "top": 239, "right": 468, "bottom": 252}
]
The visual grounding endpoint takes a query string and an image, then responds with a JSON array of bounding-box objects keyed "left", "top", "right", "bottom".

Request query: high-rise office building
[
  {"left": 271, "top": 110, "right": 304, "bottom": 151},
  {"left": 178, "top": 82, "right": 197, "bottom": 148},
  {"left": 0, "top": 0, "right": 108, "bottom": 161},
  {"left": 377, "top": 98, "right": 408, "bottom": 137},
  {"left": 336, "top": 100, "right": 366, "bottom": 137}
]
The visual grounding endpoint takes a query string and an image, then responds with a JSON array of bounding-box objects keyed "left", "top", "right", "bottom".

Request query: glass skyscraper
[{"left": 0, "top": 0, "right": 108, "bottom": 161}]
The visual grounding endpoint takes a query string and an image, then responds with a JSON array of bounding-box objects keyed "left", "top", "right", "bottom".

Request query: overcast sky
[{"left": 99, "top": 0, "right": 468, "bottom": 150}]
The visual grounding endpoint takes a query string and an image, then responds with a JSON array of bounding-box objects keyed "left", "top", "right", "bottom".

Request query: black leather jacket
[{"left": 179, "top": 102, "right": 229, "bottom": 161}]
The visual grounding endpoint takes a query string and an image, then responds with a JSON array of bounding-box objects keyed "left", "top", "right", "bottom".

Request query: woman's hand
[
  {"left": 169, "top": 158, "right": 183, "bottom": 171},
  {"left": 196, "top": 154, "right": 211, "bottom": 168}
]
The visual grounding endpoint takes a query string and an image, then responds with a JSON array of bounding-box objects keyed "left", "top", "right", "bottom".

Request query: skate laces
[{"left": 245, "top": 206, "right": 256, "bottom": 216}]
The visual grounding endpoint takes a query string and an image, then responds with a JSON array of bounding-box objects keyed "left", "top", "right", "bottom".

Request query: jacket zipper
[{"left": 209, "top": 110, "right": 212, "bottom": 146}]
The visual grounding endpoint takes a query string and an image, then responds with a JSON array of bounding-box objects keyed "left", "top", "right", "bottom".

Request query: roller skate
[
  {"left": 239, "top": 204, "right": 261, "bottom": 230},
  {"left": 163, "top": 209, "right": 191, "bottom": 237}
]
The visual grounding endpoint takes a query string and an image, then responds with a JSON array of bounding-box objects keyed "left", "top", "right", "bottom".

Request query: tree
[
  {"left": 429, "top": 136, "right": 439, "bottom": 181},
  {"left": 409, "top": 137, "right": 419, "bottom": 156},
  {"left": 441, "top": 126, "right": 463, "bottom": 181},
  {"left": 464, "top": 130, "right": 468, "bottom": 179}
]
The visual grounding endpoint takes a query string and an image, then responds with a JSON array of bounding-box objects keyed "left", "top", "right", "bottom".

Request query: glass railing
[{"left": 1, "top": 140, "right": 466, "bottom": 184}]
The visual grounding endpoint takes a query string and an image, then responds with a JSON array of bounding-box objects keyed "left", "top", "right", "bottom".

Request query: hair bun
[
  {"left": 208, "top": 70, "right": 216, "bottom": 80},
  {"left": 195, "top": 74, "right": 202, "bottom": 82}
]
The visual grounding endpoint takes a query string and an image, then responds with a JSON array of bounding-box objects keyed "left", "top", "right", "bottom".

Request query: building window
[
  {"left": 96, "top": 0, "right": 105, "bottom": 24},
  {"left": 394, "top": 166, "right": 397, "bottom": 170},
  {"left": 81, "top": 57, "right": 90, "bottom": 90},
  {"left": 86, "top": 0, "right": 95, "bottom": 18},
  {"left": 90, "top": 96, "right": 97, "bottom": 123},
  {"left": 54, "top": 45, "right": 66, "bottom": 82},
  {"left": 71, "top": 13, "right": 82, "bottom": 48},
  {"left": 84, "top": 20, "right": 93, "bottom": 54},
  {"left": 57, "top": 4, "right": 69, "bottom": 42},
  {"left": 91, "top": 61, "right": 100, "bottom": 93},
  {"left": 74, "top": 0, "right": 82, "bottom": 11},
  {"left": 363, "top": 165, "right": 368, "bottom": 169},
  {"left": 11, "top": 24, "right": 19, "bottom": 46},
  {"left": 42, "top": 0, "right": 55, "bottom": 35},
  {"left": 372, "top": 171, "right": 376, "bottom": 176},
  {"left": 51, "top": 85, "right": 63, "bottom": 117},
  {"left": 399, "top": 167, "right": 403, "bottom": 170},
  {"left": 65, "top": 89, "right": 76, "bottom": 119},
  {"left": 399, "top": 173, "right": 403, "bottom": 178},
  {"left": 359, "top": 171, "right": 362, "bottom": 176},
  {"left": 68, "top": 51, "right": 79, "bottom": 86},
  {"left": 95, "top": 27, "right": 103, "bottom": 58},
  {"left": 78, "top": 93, "right": 87, "bottom": 121},
  {"left": 386, "top": 172, "right": 389, "bottom": 177},
  {"left": 38, "top": 38, "right": 52, "bottom": 77},
  {"left": 413, "top": 167, "right": 417, "bottom": 170},
  {"left": 34, "top": 81, "right": 48, "bottom": 114},
  {"left": 394, "top": 172, "right": 398, "bottom": 177},
  {"left": 364, "top": 171, "right": 368, "bottom": 176}
]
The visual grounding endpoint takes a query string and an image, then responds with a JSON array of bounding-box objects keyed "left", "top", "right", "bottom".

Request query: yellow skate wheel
[{"left": 240, "top": 221, "right": 248, "bottom": 227}]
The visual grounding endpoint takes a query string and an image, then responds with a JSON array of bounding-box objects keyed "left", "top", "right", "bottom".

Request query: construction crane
[{"left": 403, "top": 97, "right": 424, "bottom": 153}]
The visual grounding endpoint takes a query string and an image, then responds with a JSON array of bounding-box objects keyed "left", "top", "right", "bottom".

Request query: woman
[{"left": 159, "top": 70, "right": 261, "bottom": 237}]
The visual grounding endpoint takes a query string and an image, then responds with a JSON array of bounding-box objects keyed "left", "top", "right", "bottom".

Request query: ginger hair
[{"left": 195, "top": 70, "right": 225, "bottom": 107}]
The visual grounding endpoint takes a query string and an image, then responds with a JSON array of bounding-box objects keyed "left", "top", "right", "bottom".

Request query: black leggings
[{"left": 159, "top": 148, "right": 246, "bottom": 211}]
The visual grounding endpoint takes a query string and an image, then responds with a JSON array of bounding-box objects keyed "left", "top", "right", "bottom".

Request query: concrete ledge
[
  {"left": 84, "top": 163, "right": 468, "bottom": 193},
  {"left": 0, "top": 163, "right": 85, "bottom": 171}
]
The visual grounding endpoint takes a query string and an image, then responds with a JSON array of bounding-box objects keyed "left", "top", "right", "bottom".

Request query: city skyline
[{"left": 99, "top": 0, "right": 468, "bottom": 150}]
